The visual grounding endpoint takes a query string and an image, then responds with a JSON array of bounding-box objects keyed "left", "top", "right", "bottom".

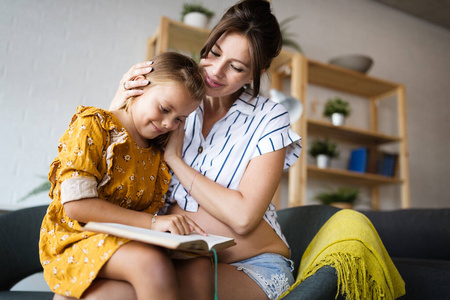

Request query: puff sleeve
[{"left": 49, "top": 106, "right": 109, "bottom": 204}]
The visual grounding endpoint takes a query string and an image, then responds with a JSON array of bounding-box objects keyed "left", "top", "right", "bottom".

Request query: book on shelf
[
  {"left": 348, "top": 147, "right": 368, "bottom": 173},
  {"left": 349, "top": 148, "right": 398, "bottom": 178},
  {"left": 82, "top": 222, "right": 236, "bottom": 255}
]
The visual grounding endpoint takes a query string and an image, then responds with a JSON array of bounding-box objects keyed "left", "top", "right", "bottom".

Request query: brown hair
[
  {"left": 200, "top": 0, "right": 282, "bottom": 98},
  {"left": 124, "top": 51, "right": 205, "bottom": 147}
]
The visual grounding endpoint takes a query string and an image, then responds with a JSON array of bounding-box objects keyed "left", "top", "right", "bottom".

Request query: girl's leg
[
  {"left": 53, "top": 279, "right": 136, "bottom": 300},
  {"left": 85, "top": 241, "right": 179, "bottom": 300},
  {"left": 174, "top": 257, "right": 214, "bottom": 300}
]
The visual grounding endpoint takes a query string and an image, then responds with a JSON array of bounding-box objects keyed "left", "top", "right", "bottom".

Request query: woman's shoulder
[{"left": 240, "top": 89, "right": 288, "bottom": 116}]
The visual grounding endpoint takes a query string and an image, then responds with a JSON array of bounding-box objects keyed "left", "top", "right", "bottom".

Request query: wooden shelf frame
[
  {"left": 271, "top": 55, "right": 410, "bottom": 209},
  {"left": 146, "top": 16, "right": 410, "bottom": 210}
]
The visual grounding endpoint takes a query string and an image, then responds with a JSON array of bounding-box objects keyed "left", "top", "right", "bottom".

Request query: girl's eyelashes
[
  {"left": 160, "top": 105, "right": 183, "bottom": 123},
  {"left": 160, "top": 105, "right": 169, "bottom": 113}
]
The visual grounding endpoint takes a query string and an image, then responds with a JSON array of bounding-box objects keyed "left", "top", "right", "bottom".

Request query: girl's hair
[
  {"left": 200, "top": 0, "right": 282, "bottom": 98},
  {"left": 124, "top": 51, "right": 206, "bottom": 147}
]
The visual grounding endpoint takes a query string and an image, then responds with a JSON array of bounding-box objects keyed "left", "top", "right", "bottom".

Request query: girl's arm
[
  {"left": 109, "top": 61, "right": 153, "bottom": 110},
  {"left": 164, "top": 125, "right": 286, "bottom": 235},
  {"left": 64, "top": 198, "right": 206, "bottom": 235}
]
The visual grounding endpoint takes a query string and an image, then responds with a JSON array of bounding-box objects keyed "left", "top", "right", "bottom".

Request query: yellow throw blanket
[{"left": 279, "top": 209, "right": 405, "bottom": 299}]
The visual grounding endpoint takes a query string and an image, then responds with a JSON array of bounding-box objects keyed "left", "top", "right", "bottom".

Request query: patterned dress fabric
[{"left": 39, "top": 106, "right": 170, "bottom": 298}]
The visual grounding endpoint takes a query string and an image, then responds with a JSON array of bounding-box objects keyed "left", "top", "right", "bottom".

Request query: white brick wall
[{"left": 1, "top": 0, "right": 450, "bottom": 210}]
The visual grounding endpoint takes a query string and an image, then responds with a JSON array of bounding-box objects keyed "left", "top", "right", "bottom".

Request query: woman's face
[{"left": 199, "top": 32, "right": 253, "bottom": 98}]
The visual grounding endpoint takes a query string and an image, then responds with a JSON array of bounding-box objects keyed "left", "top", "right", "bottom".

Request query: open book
[{"left": 82, "top": 222, "right": 236, "bottom": 255}]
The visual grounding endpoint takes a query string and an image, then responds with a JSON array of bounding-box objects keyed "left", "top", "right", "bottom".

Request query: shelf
[
  {"left": 308, "top": 60, "right": 399, "bottom": 98},
  {"left": 147, "top": 17, "right": 410, "bottom": 209},
  {"left": 307, "top": 165, "right": 402, "bottom": 186},
  {"left": 307, "top": 118, "right": 400, "bottom": 145}
]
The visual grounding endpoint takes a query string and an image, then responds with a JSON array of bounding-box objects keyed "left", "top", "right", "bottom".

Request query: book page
[{"left": 82, "top": 222, "right": 235, "bottom": 253}]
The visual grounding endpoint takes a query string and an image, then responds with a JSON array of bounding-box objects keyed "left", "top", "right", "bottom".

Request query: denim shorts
[{"left": 231, "top": 253, "right": 295, "bottom": 300}]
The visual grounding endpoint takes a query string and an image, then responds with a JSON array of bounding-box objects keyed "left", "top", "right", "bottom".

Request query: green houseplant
[
  {"left": 315, "top": 186, "right": 360, "bottom": 209},
  {"left": 19, "top": 176, "right": 51, "bottom": 201},
  {"left": 279, "top": 16, "right": 303, "bottom": 53},
  {"left": 323, "top": 97, "right": 351, "bottom": 126},
  {"left": 181, "top": 2, "right": 215, "bottom": 29},
  {"left": 309, "top": 138, "right": 339, "bottom": 169}
]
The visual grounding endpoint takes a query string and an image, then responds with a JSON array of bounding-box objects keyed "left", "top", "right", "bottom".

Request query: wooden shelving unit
[
  {"left": 147, "top": 16, "right": 410, "bottom": 210},
  {"left": 271, "top": 56, "right": 410, "bottom": 210}
]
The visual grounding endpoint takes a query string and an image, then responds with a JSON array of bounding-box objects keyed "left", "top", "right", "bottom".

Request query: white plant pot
[
  {"left": 331, "top": 113, "right": 345, "bottom": 126},
  {"left": 316, "top": 154, "right": 330, "bottom": 169},
  {"left": 183, "top": 12, "right": 209, "bottom": 29}
]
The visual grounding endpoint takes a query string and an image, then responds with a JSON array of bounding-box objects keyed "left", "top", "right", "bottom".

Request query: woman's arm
[
  {"left": 109, "top": 61, "right": 153, "bottom": 110},
  {"left": 64, "top": 198, "right": 206, "bottom": 235},
  {"left": 164, "top": 125, "right": 286, "bottom": 235}
]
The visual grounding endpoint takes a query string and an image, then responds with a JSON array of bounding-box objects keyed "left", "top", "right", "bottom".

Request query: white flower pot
[
  {"left": 331, "top": 113, "right": 345, "bottom": 126},
  {"left": 316, "top": 154, "right": 330, "bottom": 169},
  {"left": 183, "top": 12, "right": 209, "bottom": 29}
]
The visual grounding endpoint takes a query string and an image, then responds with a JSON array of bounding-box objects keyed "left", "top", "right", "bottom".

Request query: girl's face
[
  {"left": 199, "top": 32, "right": 253, "bottom": 98},
  {"left": 130, "top": 83, "right": 199, "bottom": 140}
]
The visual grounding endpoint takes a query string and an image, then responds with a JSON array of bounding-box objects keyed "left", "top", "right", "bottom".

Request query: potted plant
[
  {"left": 181, "top": 2, "right": 215, "bottom": 29},
  {"left": 280, "top": 16, "right": 303, "bottom": 53},
  {"left": 323, "top": 97, "right": 351, "bottom": 126},
  {"left": 19, "top": 176, "right": 51, "bottom": 201},
  {"left": 315, "top": 186, "right": 360, "bottom": 209},
  {"left": 309, "top": 138, "right": 339, "bottom": 169}
]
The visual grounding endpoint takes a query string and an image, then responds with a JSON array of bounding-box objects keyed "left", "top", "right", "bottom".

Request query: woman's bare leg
[
  {"left": 174, "top": 257, "right": 214, "bottom": 300},
  {"left": 217, "top": 263, "right": 267, "bottom": 300}
]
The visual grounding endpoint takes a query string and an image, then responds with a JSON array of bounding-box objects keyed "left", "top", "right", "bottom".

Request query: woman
[{"left": 81, "top": 0, "right": 301, "bottom": 299}]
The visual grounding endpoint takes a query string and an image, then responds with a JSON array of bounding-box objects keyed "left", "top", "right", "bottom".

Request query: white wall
[{"left": 1, "top": 0, "right": 449, "bottom": 210}]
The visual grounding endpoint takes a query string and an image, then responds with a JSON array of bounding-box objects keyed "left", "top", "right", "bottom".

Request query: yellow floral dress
[{"left": 39, "top": 106, "right": 170, "bottom": 298}]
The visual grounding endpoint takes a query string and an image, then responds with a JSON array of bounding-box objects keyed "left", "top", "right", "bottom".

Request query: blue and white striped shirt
[{"left": 167, "top": 89, "right": 301, "bottom": 238}]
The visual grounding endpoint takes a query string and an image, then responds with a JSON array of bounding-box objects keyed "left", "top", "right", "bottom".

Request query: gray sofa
[{"left": 1, "top": 205, "right": 449, "bottom": 299}]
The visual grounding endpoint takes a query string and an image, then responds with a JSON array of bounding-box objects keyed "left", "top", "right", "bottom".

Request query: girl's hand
[
  {"left": 109, "top": 61, "right": 153, "bottom": 110},
  {"left": 164, "top": 120, "right": 185, "bottom": 166},
  {"left": 152, "top": 214, "right": 207, "bottom": 236}
]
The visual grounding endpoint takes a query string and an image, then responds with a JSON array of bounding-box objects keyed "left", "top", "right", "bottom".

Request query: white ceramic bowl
[{"left": 328, "top": 55, "right": 373, "bottom": 74}]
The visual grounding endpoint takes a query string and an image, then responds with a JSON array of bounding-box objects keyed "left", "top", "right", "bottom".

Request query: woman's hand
[
  {"left": 164, "top": 120, "right": 185, "bottom": 166},
  {"left": 109, "top": 61, "right": 153, "bottom": 110},
  {"left": 152, "top": 214, "right": 207, "bottom": 236}
]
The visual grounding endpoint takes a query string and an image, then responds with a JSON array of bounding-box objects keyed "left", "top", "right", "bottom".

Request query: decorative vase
[
  {"left": 183, "top": 12, "right": 209, "bottom": 28},
  {"left": 316, "top": 154, "right": 330, "bottom": 169},
  {"left": 331, "top": 113, "right": 345, "bottom": 126}
]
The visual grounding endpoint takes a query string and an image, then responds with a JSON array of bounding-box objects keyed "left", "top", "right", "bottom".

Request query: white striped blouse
[{"left": 166, "top": 89, "right": 302, "bottom": 241}]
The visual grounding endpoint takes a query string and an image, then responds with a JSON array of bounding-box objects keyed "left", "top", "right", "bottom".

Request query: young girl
[{"left": 39, "top": 52, "right": 206, "bottom": 300}]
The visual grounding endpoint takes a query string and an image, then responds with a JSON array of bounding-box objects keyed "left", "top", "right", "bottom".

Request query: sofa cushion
[
  {"left": 0, "top": 291, "right": 53, "bottom": 300},
  {"left": 0, "top": 205, "right": 48, "bottom": 291},
  {"left": 393, "top": 258, "right": 450, "bottom": 300},
  {"left": 361, "top": 209, "right": 450, "bottom": 261}
]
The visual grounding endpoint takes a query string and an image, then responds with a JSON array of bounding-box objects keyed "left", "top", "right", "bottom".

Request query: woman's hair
[
  {"left": 124, "top": 51, "right": 206, "bottom": 147},
  {"left": 200, "top": 0, "right": 282, "bottom": 98}
]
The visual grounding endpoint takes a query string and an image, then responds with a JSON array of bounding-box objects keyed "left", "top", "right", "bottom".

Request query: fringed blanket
[{"left": 279, "top": 209, "right": 405, "bottom": 299}]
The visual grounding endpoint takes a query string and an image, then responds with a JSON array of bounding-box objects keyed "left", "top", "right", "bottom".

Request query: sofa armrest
[{"left": 277, "top": 205, "right": 341, "bottom": 275}]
